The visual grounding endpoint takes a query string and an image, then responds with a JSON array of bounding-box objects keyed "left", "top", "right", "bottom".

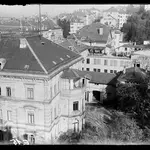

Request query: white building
[
  {"left": 0, "top": 36, "right": 85, "bottom": 144},
  {"left": 118, "top": 13, "right": 131, "bottom": 29},
  {"left": 70, "top": 22, "right": 85, "bottom": 34}
]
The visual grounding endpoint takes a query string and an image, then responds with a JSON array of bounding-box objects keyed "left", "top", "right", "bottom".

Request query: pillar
[
  {"left": 88, "top": 91, "right": 93, "bottom": 103},
  {"left": 100, "top": 92, "right": 103, "bottom": 104}
]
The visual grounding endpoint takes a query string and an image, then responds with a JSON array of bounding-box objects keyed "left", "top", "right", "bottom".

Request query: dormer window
[
  {"left": 20, "top": 38, "right": 27, "bottom": 49},
  {"left": 68, "top": 46, "right": 74, "bottom": 51},
  {"left": 0, "top": 58, "right": 6, "bottom": 70},
  {"left": 24, "top": 65, "right": 29, "bottom": 70},
  {"left": 97, "top": 28, "right": 103, "bottom": 35}
]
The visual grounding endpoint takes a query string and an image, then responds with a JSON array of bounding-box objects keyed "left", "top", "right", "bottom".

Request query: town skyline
[{"left": 0, "top": 4, "right": 130, "bottom": 18}]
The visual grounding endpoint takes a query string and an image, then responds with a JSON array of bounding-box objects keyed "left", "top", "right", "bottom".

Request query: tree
[
  {"left": 57, "top": 19, "right": 70, "bottom": 38},
  {"left": 116, "top": 73, "right": 150, "bottom": 128},
  {"left": 121, "top": 6, "right": 150, "bottom": 44}
]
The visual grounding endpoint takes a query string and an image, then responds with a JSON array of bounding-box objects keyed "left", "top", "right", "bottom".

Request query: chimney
[{"left": 20, "top": 38, "right": 27, "bottom": 49}]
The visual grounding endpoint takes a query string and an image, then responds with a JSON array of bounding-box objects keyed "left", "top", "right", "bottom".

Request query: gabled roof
[
  {"left": 0, "top": 36, "right": 81, "bottom": 75},
  {"left": 104, "top": 7, "right": 118, "bottom": 13},
  {"left": 76, "top": 22, "right": 111, "bottom": 43}
]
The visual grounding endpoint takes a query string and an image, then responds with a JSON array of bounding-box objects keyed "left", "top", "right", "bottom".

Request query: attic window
[
  {"left": 52, "top": 61, "right": 57, "bottom": 65},
  {"left": 67, "top": 55, "right": 70, "bottom": 58},
  {"left": 68, "top": 46, "right": 74, "bottom": 50},
  {"left": 60, "top": 58, "right": 64, "bottom": 61},
  {"left": 24, "top": 65, "right": 29, "bottom": 70}
]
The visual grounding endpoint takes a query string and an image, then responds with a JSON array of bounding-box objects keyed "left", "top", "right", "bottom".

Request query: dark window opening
[
  {"left": 6, "top": 87, "right": 11, "bottom": 97},
  {"left": 110, "top": 70, "right": 113, "bottom": 73},
  {"left": 73, "top": 101, "right": 79, "bottom": 111},
  {"left": 104, "top": 69, "right": 108, "bottom": 73},
  {"left": 86, "top": 58, "right": 90, "bottom": 64},
  {"left": 98, "top": 69, "right": 101, "bottom": 72},
  {"left": 86, "top": 68, "right": 89, "bottom": 71}
]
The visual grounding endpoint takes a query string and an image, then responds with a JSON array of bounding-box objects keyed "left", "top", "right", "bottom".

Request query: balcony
[{"left": 60, "top": 84, "right": 86, "bottom": 98}]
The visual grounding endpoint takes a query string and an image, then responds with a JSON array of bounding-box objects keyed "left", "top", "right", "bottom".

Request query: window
[
  {"left": 7, "top": 110, "right": 12, "bottom": 121},
  {"left": 54, "top": 107, "right": 57, "bottom": 119},
  {"left": 51, "top": 109, "right": 53, "bottom": 123},
  {"left": 82, "top": 68, "right": 84, "bottom": 71},
  {"left": 28, "top": 112, "right": 34, "bottom": 124},
  {"left": 27, "top": 88, "right": 34, "bottom": 99},
  {"left": 0, "top": 109, "right": 2, "bottom": 119},
  {"left": 6, "top": 87, "right": 11, "bottom": 97},
  {"left": 86, "top": 58, "right": 90, "bottom": 64},
  {"left": 104, "top": 60, "right": 108, "bottom": 66},
  {"left": 114, "top": 60, "right": 118, "bottom": 66},
  {"left": 137, "top": 63, "right": 140, "bottom": 67},
  {"left": 54, "top": 84, "right": 57, "bottom": 95},
  {"left": 110, "top": 60, "right": 113, "bottom": 66},
  {"left": 86, "top": 68, "right": 89, "bottom": 71},
  {"left": 94, "top": 58, "right": 101, "bottom": 65},
  {"left": 110, "top": 70, "right": 113, "bottom": 73},
  {"left": 114, "top": 70, "right": 117, "bottom": 73},
  {"left": 98, "top": 69, "right": 101, "bottom": 72},
  {"left": 120, "top": 60, "right": 124, "bottom": 67},
  {"left": 125, "top": 47, "right": 127, "bottom": 51},
  {"left": 104, "top": 69, "right": 108, "bottom": 73},
  {"left": 93, "top": 68, "right": 96, "bottom": 72},
  {"left": 0, "top": 87, "right": 1, "bottom": 96},
  {"left": 73, "top": 101, "right": 79, "bottom": 111},
  {"left": 50, "top": 87, "right": 53, "bottom": 99}
]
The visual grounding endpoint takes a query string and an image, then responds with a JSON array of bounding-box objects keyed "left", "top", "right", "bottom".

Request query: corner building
[{"left": 0, "top": 35, "right": 85, "bottom": 144}]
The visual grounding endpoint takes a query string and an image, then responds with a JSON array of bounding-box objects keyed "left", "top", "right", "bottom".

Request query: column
[{"left": 88, "top": 91, "right": 93, "bottom": 103}]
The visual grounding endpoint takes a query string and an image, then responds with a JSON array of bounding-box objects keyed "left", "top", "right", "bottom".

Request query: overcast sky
[{"left": 0, "top": 4, "right": 128, "bottom": 18}]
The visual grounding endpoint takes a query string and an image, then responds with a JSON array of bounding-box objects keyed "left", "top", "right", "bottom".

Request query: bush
[{"left": 108, "top": 110, "right": 144, "bottom": 143}]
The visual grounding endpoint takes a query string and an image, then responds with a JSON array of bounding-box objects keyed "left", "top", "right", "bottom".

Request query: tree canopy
[
  {"left": 57, "top": 19, "right": 70, "bottom": 38},
  {"left": 121, "top": 5, "right": 150, "bottom": 44}
]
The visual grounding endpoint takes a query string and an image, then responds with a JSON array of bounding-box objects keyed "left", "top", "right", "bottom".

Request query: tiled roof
[
  {"left": 0, "top": 36, "right": 81, "bottom": 75},
  {"left": 62, "top": 69, "right": 118, "bottom": 85},
  {"left": 61, "top": 68, "right": 80, "bottom": 79},
  {"left": 118, "top": 67, "right": 148, "bottom": 83},
  {"left": 76, "top": 22, "right": 111, "bottom": 43},
  {"left": 1, "top": 38, "right": 44, "bottom": 73}
]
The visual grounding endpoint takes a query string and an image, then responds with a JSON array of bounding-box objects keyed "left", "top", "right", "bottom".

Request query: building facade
[{"left": 0, "top": 36, "right": 85, "bottom": 144}]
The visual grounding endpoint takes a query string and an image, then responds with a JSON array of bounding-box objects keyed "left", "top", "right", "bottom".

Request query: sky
[{"left": 0, "top": 4, "right": 128, "bottom": 18}]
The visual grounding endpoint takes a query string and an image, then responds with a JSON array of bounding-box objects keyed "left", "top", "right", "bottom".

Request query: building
[
  {"left": 74, "top": 22, "right": 113, "bottom": 48},
  {"left": 0, "top": 35, "right": 85, "bottom": 144},
  {"left": 118, "top": 13, "right": 130, "bottom": 29},
  {"left": 70, "top": 22, "right": 85, "bottom": 34}
]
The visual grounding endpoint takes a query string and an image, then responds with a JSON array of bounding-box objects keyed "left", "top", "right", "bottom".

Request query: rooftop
[
  {"left": 0, "top": 36, "right": 81, "bottom": 75},
  {"left": 61, "top": 69, "right": 119, "bottom": 86},
  {"left": 117, "top": 67, "right": 148, "bottom": 83},
  {"left": 76, "top": 22, "right": 111, "bottom": 43}
]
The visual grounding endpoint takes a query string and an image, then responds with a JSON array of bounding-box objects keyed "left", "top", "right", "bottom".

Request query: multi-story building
[
  {"left": 70, "top": 22, "right": 85, "bottom": 34},
  {"left": 118, "top": 13, "right": 130, "bottom": 29},
  {"left": 0, "top": 35, "right": 85, "bottom": 144}
]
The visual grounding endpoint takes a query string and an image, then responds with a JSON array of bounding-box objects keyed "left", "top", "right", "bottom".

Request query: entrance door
[
  {"left": 30, "top": 135, "right": 35, "bottom": 144},
  {"left": 74, "top": 122, "right": 79, "bottom": 132}
]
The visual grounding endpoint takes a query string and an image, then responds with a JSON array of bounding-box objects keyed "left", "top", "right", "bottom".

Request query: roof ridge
[{"left": 25, "top": 38, "right": 48, "bottom": 74}]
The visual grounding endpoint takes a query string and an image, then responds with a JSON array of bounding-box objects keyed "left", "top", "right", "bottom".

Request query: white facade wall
[
  {"left": 70, "top": 23, "right": 85, "bottom": 34},
  {"left": 0, "top": 58, "right": 85, "bottom": 144},
  {"left": 83, "top": 55, "right": 132, "bottom": 73}
]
